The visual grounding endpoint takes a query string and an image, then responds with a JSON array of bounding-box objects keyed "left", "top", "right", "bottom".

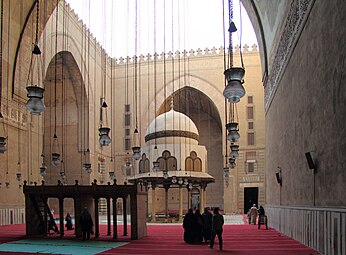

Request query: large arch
[
  {"left": 43, "top": 51, "right": 90, "bottom": 185},
  {"left": 157, "top": 86, "right": 224, "bottom": 209}
]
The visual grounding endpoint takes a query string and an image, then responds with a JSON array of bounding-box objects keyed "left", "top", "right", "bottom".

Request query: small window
[
  {"left": 248, "top": 122, "right": 254, "bottom": 130},
  {"left": 247, "top": 132, "right": 255, "bottom": 146},
  {"left": 125, "top": 104, "right": 130, "bottom": 112},
  {"left": 125, "top": 138, "right": 131, "bottom": 151},
  {"left": 248, "top": 96, "right": 253, "bottom": 104},
  {"left": 125, "top": 128, "right": 130, "bottom": 136},
  {"left": 124, "top": 113, "right": 131, "bottom": 126},
  {"left": 247, "top": 106, "right": 254, "bottom": 120},
  {"left": 248, "top": 162, "right": 255, "bottom": 173}
]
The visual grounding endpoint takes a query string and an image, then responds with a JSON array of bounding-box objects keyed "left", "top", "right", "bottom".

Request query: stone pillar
[
  {"left": 179, "top": 186, "right": 183, "bottom": 222},
  {"left": 164, "top": 186, "right": 169, "bottom": 221},
  {"left": 59, "top": 197, "right": 64, "bottom": 237},
  {"left": 94, "top": 197, "right": 99, "bottom": 238},
  {"left": 112, "top": 197, "right": 118, "bottom": 239},
  {"left": 187, "top": 188, "right": 191, "bottom": 209},
  {"left": 123, "top": 196, "right": 128, "bottom": 236},
  {"left": 107, "top": 197, "right": 111, "bottom": 236},
  {"left": 151, "top": 186, "right": 156, "bottom": 222}
]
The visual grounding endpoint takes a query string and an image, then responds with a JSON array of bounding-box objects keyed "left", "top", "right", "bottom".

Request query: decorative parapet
[
  {"left": 113, "top": 44, "right": 259, "bottom": 66},
  {"left": 264, "top": 0, "right": 316, "bottom": 112}
]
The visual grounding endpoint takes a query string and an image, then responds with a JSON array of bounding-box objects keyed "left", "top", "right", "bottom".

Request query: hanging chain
[{"left": 35, "top": 0, "right": 39, "bottom": 44}]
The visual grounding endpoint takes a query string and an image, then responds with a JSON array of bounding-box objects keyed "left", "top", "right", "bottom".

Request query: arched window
[
  {"left": 185, "top": 151, "right": 202, "bottom": 172},
  {"left": 157, "top": 150, "right": 177, "bottom": 172},
  {"left": 139, "top": 153, "right": 150, "bottom": 173}
]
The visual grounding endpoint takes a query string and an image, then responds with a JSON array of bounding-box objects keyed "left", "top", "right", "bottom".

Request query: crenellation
[{"left": 111, "top": 44, "right": 258, "bottom": 67}]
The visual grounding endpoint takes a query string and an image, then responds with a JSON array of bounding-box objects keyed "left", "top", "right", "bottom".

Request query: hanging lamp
[
  {"left": 223, "top": 0, "right": 245, "bottom": 103},
  {"left": 82, "top": 149, "right": 92, "bottom": 173},
  {"left": 132, "top": 128, "right": 141, "bottom": 160},
  {"left": 40, "top": 154, "right": 47, "bottom": 176},
  {"left": 51, "top": 134, "right": 60, "bottom": 166},
  {"left": 226, "top": 122, "right": 240, "bottom": 142},
  {"left": 99, "top": 99, "right": 111, "bottom": 146},
  {"left": 26, "top": 0, "right": 45, "bottom": 115}
]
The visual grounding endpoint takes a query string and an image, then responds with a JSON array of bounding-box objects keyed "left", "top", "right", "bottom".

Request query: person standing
[
  {"left": 194, "top": 209, "right": 204, "bottom": 243},
  {"left": 202, "top": 207, "right": 212, "bottom": 243},
  {"left": 209, "top": 207, "right": 224, "bottom": 251},
  {"left": 65, "top": 212, "right": 74, "bottom": 230},
  {"left": 79, "top": 207, "right": 93, "bottom": 240},
  {"left": 250, "top": 204, "right": 258, "bottom": 225},
  {"left": 183, "top": 208, "right": 196, "bottom": 244}
]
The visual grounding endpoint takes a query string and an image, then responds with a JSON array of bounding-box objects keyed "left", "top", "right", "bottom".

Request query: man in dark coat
[
  {"left": 79, "top": 207, "right": 93, "bottom": 240},
  {"left": 183, "top": 208, "right": 195, "bottom": 244},
  {"left": 202, "top": 207, "right": 212, "bottom": 243},
  {"left": 209, "top": 207, "right": 224, "bottom": 251}
]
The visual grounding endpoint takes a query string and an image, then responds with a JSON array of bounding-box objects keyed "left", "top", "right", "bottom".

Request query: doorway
[{"left": 244, "top": 187, "right": 258, "bottom": 214}]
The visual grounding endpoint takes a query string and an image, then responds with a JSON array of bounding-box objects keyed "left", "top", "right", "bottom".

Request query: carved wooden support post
[
  {"left": 107, "top": 196, "right": 111, "bottom": 236},
  {"left": 94, "top": 197, "right": 99, "bottom": 238},
  {"left": 123, "top": 196, "right": 128, "bottom": 236},
  {"left": 112, "top": 197, "right": 118, "bottom": 239},
  {"left": 59, "top": 197, "right": 64, "bottom": 237}
]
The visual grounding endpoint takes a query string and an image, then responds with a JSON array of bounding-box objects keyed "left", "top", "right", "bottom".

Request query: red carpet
[{"left": 0, "top": 224, "right": 320, "bottom": 254}]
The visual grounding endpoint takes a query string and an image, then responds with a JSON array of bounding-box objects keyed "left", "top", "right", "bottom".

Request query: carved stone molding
[{"left": 264, "top": 0, "right": 315, "bottom": 112}]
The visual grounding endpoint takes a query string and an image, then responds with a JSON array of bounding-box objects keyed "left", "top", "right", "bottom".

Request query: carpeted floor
[{"left": 0, "top": 222, "right": 320, "bottom": 255}]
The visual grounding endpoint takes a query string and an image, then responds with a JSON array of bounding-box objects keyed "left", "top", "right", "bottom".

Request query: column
[
  {"left": 107, "top": 197, "right": 111, "bottom": 236},
  {"left": 59, "top": 197, "right": 64, "bottom": 237},
  {"left": 179, "top": 186, "right": 183, "bottom": 222},
  {"left": 112, "top": 197, "right": 118, "bottom": 239},
  {"left": 151, "top": 187, "right": 156, "bottom": 222},
  {"left": 94, "top": 197, "right": 99, "bottom": 238},
  {"left": 130, "top": 192, "right": 138, "bottom": 240},
  {"left": 187, "top": 187, "right": 191, "bottom": 209},
  {"left": 123, "top": 196, "right": 128, "bottom": 236},
  {"left": 202, "top": 186, "right": 207, "bottom": 210},
  {"left": 165, "top": 186, "right": 169, "bottom": 221},
  {"left": 74, "top": 197, "right": 82, "bottom": 238},
  {"left": 43, "top": 197, "right": 48, "bottom": 236}
]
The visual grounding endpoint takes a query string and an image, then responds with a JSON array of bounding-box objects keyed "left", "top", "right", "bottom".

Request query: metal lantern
[
  {"left": 99, "top": 127, "right": 111, "bottom": 146},
  {"left": 223, "top": 167, "right": 230, "bottom": 178},
  {"left": 26, "top": 86, "right": 45, "bottom": 115},
  {"left": 223, "top": 67, "right": 245, "bottom": 103},
  {"left": 132, "top": 128, "right": 141, "bottom": 160},
  {"left": 229, "top": 158, "right": 236, "bottom": 169},
  {"left": 226, "top": 122, "right": 240, "bottom": 142},
  {"left": 82, "top": 163, "right": 92, "bottom": 173},
  {"left": 132, "top": 146, "right": 141, "bottom": 160},
  {"left": 40, "top": 163, "right": 47, "bottom": 176},
  {"left": 51, "top": 152, "right": 61, "bottom": 166},
  {"left": 230, "top": 144, "right": 239, "bottom": 159},
  {"left": 109, "top": 171, "right": 115, "bottom": 180}
]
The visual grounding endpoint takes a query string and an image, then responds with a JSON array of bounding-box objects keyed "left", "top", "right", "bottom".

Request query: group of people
[
  {"left": 183, "top": 207, "right": 224, "bottom": 251},
  {"left": 47, "top": 207, "right": 94, "bottom": 240},
  {"left": 247, "top": 204, "right": 265, "bottom": 225}
]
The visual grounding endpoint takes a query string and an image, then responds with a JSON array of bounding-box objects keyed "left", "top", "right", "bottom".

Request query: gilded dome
[{"left": 145, "top": 109, "right": 199, "bottom": 142}]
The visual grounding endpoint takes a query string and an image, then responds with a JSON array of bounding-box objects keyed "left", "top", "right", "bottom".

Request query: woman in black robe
[{"left": 183, "top": 208, "right": 196, "bottom": 244}]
